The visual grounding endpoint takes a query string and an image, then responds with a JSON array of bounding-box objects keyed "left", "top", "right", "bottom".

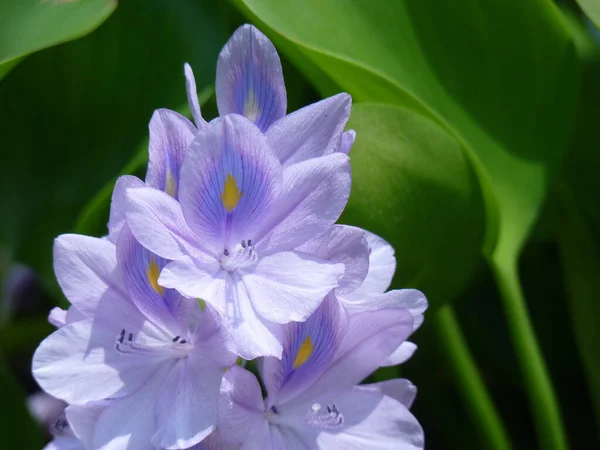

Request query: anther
[
  {"left": 128, "top": 333, "right": 133, "bottom": 342},
  {"left": 241, "top": 240, "right": 246, "bottom": 248},
  {"left": 223, "top": 248, "right": 229, "bottom": 256},
  {"left": 247, "top": 239, "right": 252, "bottom": 246},
  {"left": 172, "top": 336, "right": 180, "bottom": 342},
  {"left": 180, "top": 339, "right": 187, "bottom": 344},
  {"left": 119, "top": 329, "right": 125, "bottom": 344}
]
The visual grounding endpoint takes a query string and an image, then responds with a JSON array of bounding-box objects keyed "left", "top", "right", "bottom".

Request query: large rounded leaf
[
  {"left": 341, "top": 104, "right": 486, "bottom": 307},
  {"left": 0, "top": 0, "right": 116, "bottom": 79}
]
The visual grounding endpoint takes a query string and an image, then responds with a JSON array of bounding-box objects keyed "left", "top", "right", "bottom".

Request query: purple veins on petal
[{"left": 216, "top": 24, "right": 287, "bottom": 131}]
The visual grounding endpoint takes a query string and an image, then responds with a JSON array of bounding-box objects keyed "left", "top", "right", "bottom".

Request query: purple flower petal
[
  {"left": 218, "top": 365, "right": 264, "bottom": 444},
  {"left": 297, "top": 225, "right": 369, "bottom": 296},
  {"left": 126, "top": 186, "right": 210, "bottom": 261},
  {"left": 258, "top": 153, "right": 351, "bottom": 253},
  {"left": 179, "top": 114, "right": 281, "bottom": 253},
  {"left": 152, "top": 352, "right": 221, "bottom": 449},
  {"left": 363, "top": 378, "right": 418, "bottom": 409},
  {"left": 216, "top": 24, "right": 286, "bottom": 131},
  {"left": 65, "top": 403, "right": 106, "bottom": 449},
  {"left": 243, "top": 251, "right": 343, "bottom": 324},
  {"left": 262, "top": 293, "right": 344, "bottom": 407},
  {"left": 184, "top": 63, "right": 207, "bottom": 130},
  {"left": 341, "top": 230, "right": 396, "bottom": 303},
  {"left": 266, "top": 93, "right": 351, "bottom": 166},
  {"left": 48, "top": 307, "right": 67, "bottom": 328},
  {"left": 108, "top": 175, "right": 145, "bottom": 244},
  {"left": 53, "top": 234, "right": 125, "bottom": 317},
  {"left": 287, "top": 308, "right": 414, "bottom": 407},
  {"left": 146, "top": 109, "right": 196, "bottom": 198},
  {"left": 338, "top": 130, "right": 356, "bottom": 155},
  {"left": 116, "top": 224, "right": 191, "bottom": 336},
  {"left": 380, "top": 341, "right": 418, "bottom": 367}
]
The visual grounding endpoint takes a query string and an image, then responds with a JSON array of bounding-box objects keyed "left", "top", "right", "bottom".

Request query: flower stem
[
  {"left": 435, "top": 305, "right": 511, "bottom": 450},
  {"left": 490, "top": 255, "right": 568, "bottom": 450}
]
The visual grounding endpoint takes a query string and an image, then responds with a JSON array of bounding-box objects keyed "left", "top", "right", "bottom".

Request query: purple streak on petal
[
  {"left": 116, "top": 224, "right": 190, "bottom": 336},
  {"left": 53, "top": 234, "right": 126, "bottom": 317},
  {"left": 262, "top": 293, "right": 344, "bottom": 407},
  {"left": 297, "top": 225, "right": 369, "bottom": 296},
  {"left": 266, "top": 93, "right": 351, "bottom": 166},
  {"left": 242, "top": 251, "right": 343, "bottom": 325},
  {"left": 338, "top": 130, "right": 356, "bottom": 155},
  {"left": 258, "top": 153, "right": 351, "bottom": 253},
  {"left": 108, "top": 175, "right": 145, "bottom": 244},
  {"left": 184, "top": 63, "right": 207, "bottom": 129},
  {"left": 285, "top": 308, "right": 414, "bottom": 408},
  {"left": 216, "top": 24, "right": 286, "bottom": 131},
  {"left": 125, "top": 186, "right": 210, "bottom": 260},
  {"left": 380, "top": 341, "right": 417, "bottom": 367},
  {"left": 217, "top": 365, "right": 265, "bottom": 444},
  {"left": 146, "top": 109, "right": 196, "bottom": 199},
  {"left": 179, "top": 114, "right": 281, "bottom": 251},
  {"left": 348, "top": 289, "right": 428, "bottom": 331}
]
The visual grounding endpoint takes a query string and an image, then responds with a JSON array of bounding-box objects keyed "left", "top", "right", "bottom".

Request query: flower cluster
[{"left": 32, "top": 25, "right": 427, "bottom": 450}]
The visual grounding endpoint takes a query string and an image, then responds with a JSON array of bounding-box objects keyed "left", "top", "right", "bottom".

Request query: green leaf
[
  {"left": 341, "top": 104, "right": 486, "bottom": 307},
  {"left": 0, "top": 0, "right": 230, "bottom": 284},
  {"left": 577, "top": 0, "right": 600, "bottom": 30},
  {"left": 0, "top": 0, "right": 116, "bottom": 79}
]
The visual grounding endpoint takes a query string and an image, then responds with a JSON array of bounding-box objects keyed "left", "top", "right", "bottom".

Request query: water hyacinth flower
[
  {"left": 33, "top": 226, "right": 236, "bottom": 449},
  {"left": 125, "top": 113, "right": 354, "bottom": 359},
  {"left": 218, "top": 294, "right": 424, "bottom": 449}
]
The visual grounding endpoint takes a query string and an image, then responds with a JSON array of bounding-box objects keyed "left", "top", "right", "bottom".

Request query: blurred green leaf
[
  {"left": 0, "top": 0, "right": 230, "bottom": 284},
  {"left": 577, "top": 0, "right": 600, "bottom": 30},
  {"left": 0, "top": 0, "right": 116, "bottom": 79},
  {"left": 341, "top": 104, "right": 486, "bottom": 307}
]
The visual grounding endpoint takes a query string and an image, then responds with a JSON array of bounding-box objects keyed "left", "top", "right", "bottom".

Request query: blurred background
[{"left": 1, "top": 0, "right": 599, "bottom": 448}]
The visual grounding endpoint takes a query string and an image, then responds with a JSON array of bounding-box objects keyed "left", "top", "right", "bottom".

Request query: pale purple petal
[
  {"left": 218, "top": 365, "right": 264, "bottom": 444},
  {"left": 184, "top": 63, "right": 207, "bottom": 129},
  {"left": 53, "top": 234, "right": 125, "bottom": 317},
  {"left": 192, "top": 307, "right": 238, "bottom": 368},
  {"left": 216, "top": 24, "right": 286, "bottom": 131},
  {"left": 116, "top": 225, "right": 191, "bottom": 335},
  {"left": 93, "top": 366, "right": 170, "bottom": 450},
  {"left": 179, "top": 114, "right": 281, "bottom": 252},
  {"left": 27, "top": 392, "right": 66, "bottom": 428},
  {"left": 348, "top": 289, "right": 427, "bottom": 331},
  {"left": 107, "top": 175, "right": 145, "bottom": 244},
  {"left": 65, "top": 403, "right": 106, "bottom": 449},
  {"left": 152, "top": 352, "right": 223, "bottom": 449},
  {"left": 380, "top": 341, "right": 418, "bottom": 367},
  {"left": 226, "top": 279, "right": 283, "bottom": 359},
  {"left": 44, "top": 435, "right": 85, "bottom": 450},
  {"left": 195, "top": 432, "right": 242, "bottom": 450},
  {"left": 297, "top": 225, "right": 369, "bottom": 296},
  {"left": 338, "top": 130, "right": 356, "bottom": 155},
  {"left": 313, "top": 387, "right": 424, "bottom": 449},
  {"left": 262, "top": 293, "right": 343, "bottom": 407},
  {"left": 48, "top": 307, "right": 68, "bottom": 328},
  {"left": 342, "top": 231, "right": 396, "bottom": 303},
  {"left": 287, "top": 308, "right": 414, "bottom": 406},
  {"left": 364, "top": 379, "right": 418, "bottom": 409},
  {"left": 159, "top": 257, "right": 227, "bottom": 315},
  {"left": 258, "top": 153, "right": 351, "bottom": 253},
  {"left": 266, "top": 93, "right": 351, "bottom": 166},
  {"left": 146, "top": 108, "right": 196, "bottom": 198},
  {"left": 242, "top": 251, "right": 344, "bottom": 324},
  {"left": 126, "top": 186, "right": 210, "bottom": 260}
]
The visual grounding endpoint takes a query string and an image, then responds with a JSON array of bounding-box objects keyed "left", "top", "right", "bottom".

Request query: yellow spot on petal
[
  {"left": 221, "top": 173, "right": 243, "bottom": 212},
  {"left": 165, "top": 171, "right": 177, "bottom": 198},
  {"left": 243, "top": 89, "right": 260, "bottom": 123},
  {"left": 147, "top": 258, "right": 164, "bottom": 296},
  {"left": 293, "top": 336, "right": 314, "bottom": 369}
]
